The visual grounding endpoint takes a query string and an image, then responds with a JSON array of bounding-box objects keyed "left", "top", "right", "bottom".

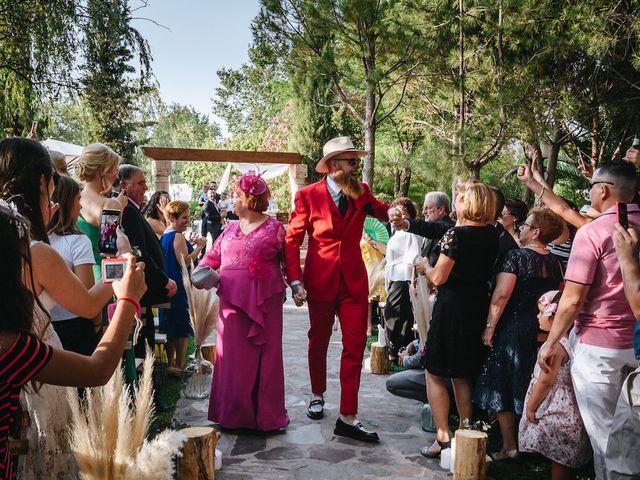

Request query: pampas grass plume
[{"left": 68, "top": 348, "right": 185, "bottom": 480}]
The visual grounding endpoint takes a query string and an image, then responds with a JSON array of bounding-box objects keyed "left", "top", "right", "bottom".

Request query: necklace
[{"left": 524, "top": 241, "right": 548, "bottom": 251}]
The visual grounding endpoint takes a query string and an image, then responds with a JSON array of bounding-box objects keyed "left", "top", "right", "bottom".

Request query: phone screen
[
  {"left": 98, "top": 209, "right": 121, "bottom": 254},
  {"left": 617, "top": 202, "right": 628, "bottom": 229}
]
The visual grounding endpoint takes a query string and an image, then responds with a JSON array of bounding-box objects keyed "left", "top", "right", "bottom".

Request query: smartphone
[
  {"left": 617, "top": 202, "right": 628, "bottom": 229},
  {"left": 101, "top": 258, "right": 128, "bottom": 283},
  {"left": 98, "top": 209, "right": 121, "bottom": 255},
  {"left": 632, "top": 137, "right": 640, "bottom": 149}
]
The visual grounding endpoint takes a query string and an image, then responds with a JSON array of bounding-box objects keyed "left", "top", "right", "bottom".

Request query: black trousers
[
  {"left": 384, "top": 280, "right": 415, "bottom": 357},
  {"left": 52, "top": 317, "right": 99, "bottom": 356}
]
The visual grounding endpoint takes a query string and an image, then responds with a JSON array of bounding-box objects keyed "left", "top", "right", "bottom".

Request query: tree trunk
[
  {"left": 177, "top": 426, "right": 220, "bottom": 480},
  {"left": 456, "top": 0, "right": 466, "bottom": 170},
  {"left": 453, "top": 429, "right": 487, "bottom": 480},
  {"left": 370, "top": 342, "right": 390, "bottom": 374},
  {"left": 545, "top": 128, "right": 563, "bottom": 188},
  {"left": 467, "top": 162, "right": 480, "bottom": 180},
  {"left": 399, "top": 167, "right": 411, "bottom": 197},
  {"left": 394, "top": 169, "right": 401, "bottom": 197},
  {"left": 363, "top": 87, "right": 376, "bottom": 187}
]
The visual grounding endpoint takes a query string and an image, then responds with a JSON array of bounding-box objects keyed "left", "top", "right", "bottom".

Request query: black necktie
[{"left": 338, "top": 193, "right": 348, "bottom": 217}]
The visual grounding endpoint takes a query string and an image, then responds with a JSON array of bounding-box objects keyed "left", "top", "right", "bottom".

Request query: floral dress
[
  {"left": 518, "top": 337, "right": 591, "bottom": 468},
  {"left": 199, "top": 217, "right": 289, "bottom": 431}
]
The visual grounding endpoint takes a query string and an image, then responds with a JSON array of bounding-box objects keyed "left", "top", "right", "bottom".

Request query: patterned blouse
[{"left": 0, "top": 333, "right": 52, "bottom": 479}]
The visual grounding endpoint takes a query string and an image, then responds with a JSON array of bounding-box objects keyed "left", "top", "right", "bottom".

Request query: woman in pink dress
[{"left": 199, "top": 172, "right": 289, "bottom": 431}]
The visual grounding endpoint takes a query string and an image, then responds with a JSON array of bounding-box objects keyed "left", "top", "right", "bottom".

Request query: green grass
[{"left": 148, "top": 337, "right": 196, "bottom": 437}]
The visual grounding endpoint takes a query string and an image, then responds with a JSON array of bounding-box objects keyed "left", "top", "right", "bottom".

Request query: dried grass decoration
[
  {"left": 180, "top": 254, "right": 219, "bottom": 399},
  {"left": 67, "top": 348, "right": 186, "bottom": 480}
]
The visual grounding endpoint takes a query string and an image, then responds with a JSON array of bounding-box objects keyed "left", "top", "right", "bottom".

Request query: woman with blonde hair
[
  {"left": 160, "top": 201, "right": 206, "bottom": 373},
  {"left": 75, "top": 143, "right": 125, "bottom": 281},
  {"left": 416, "top": 180, "right": 499, "bottom": 458}
]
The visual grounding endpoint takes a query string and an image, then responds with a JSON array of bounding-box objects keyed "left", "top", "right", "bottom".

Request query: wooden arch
[{"left": 141, "top": 147, "right": 308, "bottom": 206}]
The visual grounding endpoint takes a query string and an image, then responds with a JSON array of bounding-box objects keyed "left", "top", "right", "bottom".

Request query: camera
[{"left": 102, "top": 258, "right": 128, "bottom": 283}]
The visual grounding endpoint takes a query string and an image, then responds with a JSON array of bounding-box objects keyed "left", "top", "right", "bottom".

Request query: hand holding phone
[
  {"left": 616, "top": 202, "right": 628, "bottom": 229},
  {"left": 98, "top": 209, "right": 122, "bottom": 255}
]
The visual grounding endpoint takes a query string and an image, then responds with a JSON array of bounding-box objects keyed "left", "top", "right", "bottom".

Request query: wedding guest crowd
[{"left": 3, "top": 131, "right": 640, "bottom": 480}]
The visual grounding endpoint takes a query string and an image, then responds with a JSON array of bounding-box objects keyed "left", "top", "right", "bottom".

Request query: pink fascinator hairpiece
[
  {"left": 238, "top": 171, "right": 268, "bottom": 196},
  {"left": 538, "top": 290, "right": 560, "bottom": 317}
]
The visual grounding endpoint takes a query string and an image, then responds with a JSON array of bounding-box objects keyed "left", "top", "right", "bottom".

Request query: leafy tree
[
  {"left": 81, "top": 0, "right": 152, "bottom": 162},
  {"left": 255, "top": 0, "right": 428, "bottom": 187},
  {"left": 0, "top": 0, "right": 78, "bottom": 135}
]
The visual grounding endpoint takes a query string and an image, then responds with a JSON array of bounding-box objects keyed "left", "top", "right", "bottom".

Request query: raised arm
[{"left": 517, "top": 163, "right": 590, "bottom": 229}]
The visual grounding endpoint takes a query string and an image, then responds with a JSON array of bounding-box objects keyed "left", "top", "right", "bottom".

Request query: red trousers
[{"left": 307, "top": 277, "right": 368, "bottom": 415}]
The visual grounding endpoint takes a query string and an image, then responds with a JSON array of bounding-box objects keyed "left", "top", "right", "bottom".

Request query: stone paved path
[{"left": 174, "top": 299, "right": 451, "bottom": 480}]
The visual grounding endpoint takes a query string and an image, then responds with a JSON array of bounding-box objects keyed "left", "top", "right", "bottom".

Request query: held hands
[
  {"left": 388, "top": 207, "right": 407, "bottom": 231},
  {"left": 613, "top": 223, "right": 639, "bottom": 264},
  {"left": 292, "top": 284, "right": 307, "bottom": 307},
  {"left": 112, "top": 256, "right": 147, "bottom": 301}
]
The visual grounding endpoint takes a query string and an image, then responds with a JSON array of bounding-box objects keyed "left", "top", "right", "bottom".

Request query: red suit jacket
[{"left": 284, "top": 178, "right": 390, "bottom": 302}]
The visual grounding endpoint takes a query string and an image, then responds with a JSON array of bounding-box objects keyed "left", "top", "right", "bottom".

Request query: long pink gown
[{"left": 200, "top": 217, "right": 289, "bottom": 431}]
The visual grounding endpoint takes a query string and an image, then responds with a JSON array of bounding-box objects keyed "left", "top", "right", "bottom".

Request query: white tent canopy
[
  {"left": 216, "top": 163, "right": 290, "bottom": 193},
  {"left": 41, "top": 138, "right": 83, "bottom": 159}
]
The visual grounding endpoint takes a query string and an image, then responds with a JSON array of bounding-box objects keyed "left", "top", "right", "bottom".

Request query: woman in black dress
[
  {"left": 418, "top": 181, "right": 499, "bottom": 457},
  {"left": 473, "top": 208, "right": 564, "bottom": 460}
]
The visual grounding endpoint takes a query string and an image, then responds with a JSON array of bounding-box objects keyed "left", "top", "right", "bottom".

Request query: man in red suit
[{"left": 284, "top": 136, "right": 390, "bottom": 443}]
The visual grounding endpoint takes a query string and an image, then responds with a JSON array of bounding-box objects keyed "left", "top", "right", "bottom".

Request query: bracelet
[
  {"left": 486, "top": 323, "right": 495, "bottom": 329},
  {"left": 117, "top": 296, "right": 142, "bottom": 319}
]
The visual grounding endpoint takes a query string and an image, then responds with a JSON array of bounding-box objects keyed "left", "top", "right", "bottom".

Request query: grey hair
[
  {"left": 118, "top": 164, "right": 144, "bottom": 183},
  {"left": 424, "top": 191, "right": 451, "bottom": 214}
]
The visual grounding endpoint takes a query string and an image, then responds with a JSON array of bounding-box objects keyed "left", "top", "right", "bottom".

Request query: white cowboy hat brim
[{"left": 316, "top": 149, "right": 367, "bottom": 173}]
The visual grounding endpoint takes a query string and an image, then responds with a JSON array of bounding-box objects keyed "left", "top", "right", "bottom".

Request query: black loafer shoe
[
  {"left": 307, "top": 399, "right": 324, "bottom": 420},
  {"left": 334, "top": 418, "right": 379, "bottom": 443}
]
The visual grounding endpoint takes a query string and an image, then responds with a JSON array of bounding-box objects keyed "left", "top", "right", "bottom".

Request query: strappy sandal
[{"left": 420, "top": 439, "right": 451, "bottom": 458}]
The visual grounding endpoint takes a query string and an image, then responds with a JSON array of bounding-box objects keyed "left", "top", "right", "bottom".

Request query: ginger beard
[{"left": 331, "top": 166, "right": 362, "bottom": 199}]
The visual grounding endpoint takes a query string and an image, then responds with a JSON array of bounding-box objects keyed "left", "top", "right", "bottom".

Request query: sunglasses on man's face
[{"left": 335, "top": 158, "right": 360, "bottom": 167}]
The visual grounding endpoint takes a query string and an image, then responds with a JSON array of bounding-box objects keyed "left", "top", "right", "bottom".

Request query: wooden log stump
[
  {"left": 370, "top": 341, "right": 390, "bottom": 374},
  {"left": 176, "top": 426, "right": 221, "bottom": 480},
  {"left": 201, "top": 344, "right": 216, "bottom": 365},
  {"left": 453, "top": 429, "right": 488, "bottom": 480}
]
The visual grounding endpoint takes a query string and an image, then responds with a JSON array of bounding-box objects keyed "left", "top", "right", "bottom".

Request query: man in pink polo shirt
[{"left": 538, "top": 160, "right": 639, "bottom": 479}]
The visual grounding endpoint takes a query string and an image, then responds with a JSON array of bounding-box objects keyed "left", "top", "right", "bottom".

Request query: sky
[{"left": 134, "top": 0, "right": 261, "bottom": 128}]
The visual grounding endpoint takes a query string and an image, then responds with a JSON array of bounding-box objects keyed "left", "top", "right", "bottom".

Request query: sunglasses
[{"left": 334, "top": 158, "right": 360, "bottom": 167}]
